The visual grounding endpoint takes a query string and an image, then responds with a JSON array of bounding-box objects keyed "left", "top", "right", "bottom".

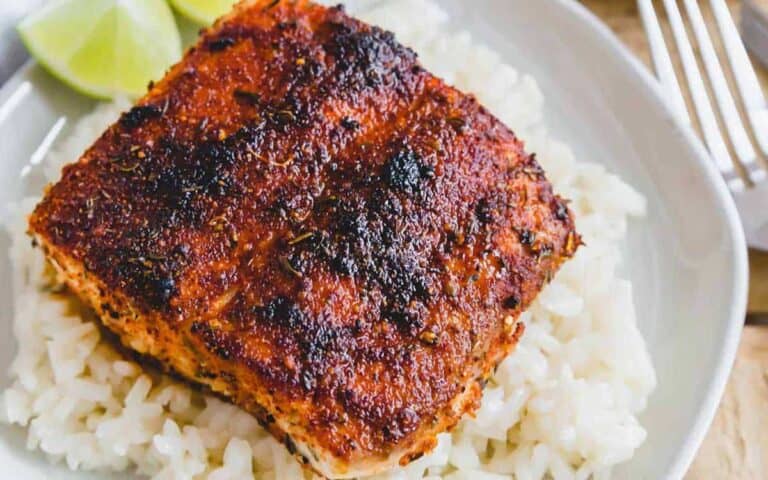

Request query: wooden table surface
[{"left": 581, "top": 1, "right": 768, "bottom": 478}]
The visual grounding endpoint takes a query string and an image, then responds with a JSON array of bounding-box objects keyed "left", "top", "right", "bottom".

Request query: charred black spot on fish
[
  {"left": 382, "top": 148, "right": 433, "bottom": 194},
  {"left": 259, "top": 296, "right": 305, "bottom": 330},
  {"left": 475, "top": 198, "right": 493, "bottom": 224},
  {"left": 519, "top": 229, "right": 536, "bottom": 246},
  {"left": 383, "top": 307, "right": 423, "bottom": 334},
  {"left": 502, "top": 295, "right": 520, "bottom": 310},
  {"left": 148, "top": 275, "right": 176, "bottom": 307},
  {"left": 147, "top": 136, "right": 240, "bottom": 210},
  {"left": 340, "top": 116, "right": 360, "bottom": 130},
  {"left": 120, "top": 105, "right": 162, "bottom": 129},
  {"left": 312, "top": 193, "right": 433, "bottom": 334},
  {"left": 190, "top": 321, "right": 235, "bottom": 360},
  {"left": 554, "top": 200, "right": 569, "bottom": 221},
  {"left": 325, "top": 20, "right": 417, "bottom": 90},
  {"left": 331, "top": 251, "right": 358, "bottom": 276},
  {"left": 233, "top": 89, "right": 262, "bottom": 105},
  {"left": 208, "top": 36, "right": 236, "bottom": 51},
  {"left": 111, "top": 246, "right": 182, "bottom": 310}
]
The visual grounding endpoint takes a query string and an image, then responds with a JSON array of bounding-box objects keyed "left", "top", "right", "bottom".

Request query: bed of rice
[{"left": 0, "top": 0, "right": 656, "bottom": 478}]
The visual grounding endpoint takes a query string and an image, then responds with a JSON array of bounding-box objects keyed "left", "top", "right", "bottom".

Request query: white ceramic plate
[{"left": 0, "top": 0, "right": 748, "bottom": 479}]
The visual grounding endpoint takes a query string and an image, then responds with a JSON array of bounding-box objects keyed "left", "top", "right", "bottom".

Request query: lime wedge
[
  {"left": 18, "top": 0, "right": 182, "bottom": 99},
  {"left": 169, "top": 0, "right": 237, "bottom": 25}
]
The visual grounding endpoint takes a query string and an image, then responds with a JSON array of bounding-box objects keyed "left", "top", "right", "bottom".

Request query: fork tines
[{"left": 639, "top": 0, "right": 768, "bottom": 191}]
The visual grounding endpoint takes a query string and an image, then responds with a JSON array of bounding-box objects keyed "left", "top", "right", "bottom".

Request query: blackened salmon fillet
[{"left": 28, "top": 0, "right": 580, "bottom": 477}]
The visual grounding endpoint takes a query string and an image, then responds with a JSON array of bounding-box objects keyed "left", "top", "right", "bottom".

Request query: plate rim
[{"left": 0, "top": 1, "right": 750, "bottom": 478}]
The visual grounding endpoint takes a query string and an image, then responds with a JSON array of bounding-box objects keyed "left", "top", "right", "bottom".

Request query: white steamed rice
[{"left": 0, "top": 0, "right": 656, "bottom": 478}]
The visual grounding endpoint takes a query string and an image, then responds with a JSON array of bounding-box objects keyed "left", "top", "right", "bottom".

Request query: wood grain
[
  {"left": 580, "top": 1, "right": 768, "bottom": 478},
  {"left": 686, "top": 325, "right": 768, "bottom": 479}
]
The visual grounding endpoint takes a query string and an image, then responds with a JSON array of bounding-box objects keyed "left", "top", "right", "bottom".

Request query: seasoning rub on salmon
[{"left": 28, "top": 0, "right": 580, "bottom": 477}]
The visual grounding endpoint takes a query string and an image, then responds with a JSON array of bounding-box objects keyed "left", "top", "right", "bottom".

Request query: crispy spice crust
[{"left": 29, "top": 0, "right": 579, "bottom": 477}]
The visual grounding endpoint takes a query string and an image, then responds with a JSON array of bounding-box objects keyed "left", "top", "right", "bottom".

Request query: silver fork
[{"left": 639, "top": 0, "right": 768, "bottom": 250}]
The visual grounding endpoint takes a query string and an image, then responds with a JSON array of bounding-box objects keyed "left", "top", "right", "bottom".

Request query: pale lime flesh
[
  {"left": 18, "top": 0, "right": 182, "bottom": 99},
  {"left": 169, "top": 0, "right": 237, "bottom": 25}
]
